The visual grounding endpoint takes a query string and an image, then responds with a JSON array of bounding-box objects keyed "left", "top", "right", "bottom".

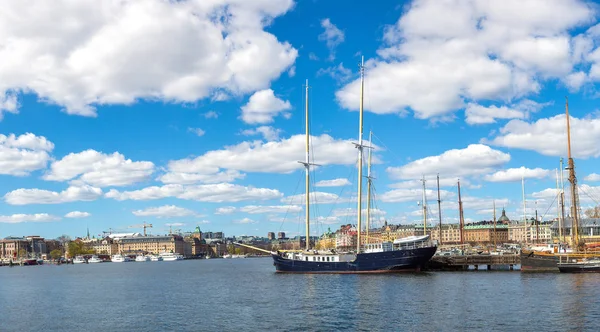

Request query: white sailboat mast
[
  {"left": 304, "top": 79, "right": 310, "bottom": 250},
  {"left": 366, "top": 130, "right": 373, "bottom": 244},
  {"left": 421, "top": 176, "right": 427, "bottom": 235},
  {"left": 356, "top": 56, "right": 365, "bottom": 253}
]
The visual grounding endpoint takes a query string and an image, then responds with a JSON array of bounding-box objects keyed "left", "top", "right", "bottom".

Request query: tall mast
[
  {"left": 421, "top": 176, "right": 427, "bottom": 236},
  {"left": 556, "top": 168, "right": 562, "bottom": 241},
  {"left": 366, "top": 130, "right": 373, "bottom": 244},
  {"left": 356, "top": 56, "right": 365, "bottom": 253},
  {"left": 522, "top": 175, "right": 526, "bottom": 226},
  {"left": 493, "top": 200, "right": 497, "bottom": 251},
  {"left": 560, "top": 157, "right": 566, "bottom": 243},
  {"left": 535, "top": 203, "right": 539, "bottom": 244},
  {"left": 565, "top": 97, "right": 580, "bottom": 248},
  {"left": 437, "top": 174, "right": 442, "bottom": 246},
  {"left": 458, "top": 180, "right": 464, "bottom": 245},
  {"left": 304, "top": 79, "right": 311, "bottom": 250}
]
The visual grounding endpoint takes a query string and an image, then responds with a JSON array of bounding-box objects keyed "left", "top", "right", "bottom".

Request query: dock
[{"left": 425, "top": 254, "right": 520, "bottom": 271}]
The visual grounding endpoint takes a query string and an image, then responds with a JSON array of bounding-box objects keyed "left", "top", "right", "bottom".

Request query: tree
[
  {"left": 584, "top": 206, "right": 600, "bottom": 218},
  {"left": 67, "top": 241, "right": 95, "bottom": 257},
  {"left": 50, "top": 249, "right": 62, "bottom": 260},
  {"left": 57, "top": 234, "right": 72, "bottom": 246}
]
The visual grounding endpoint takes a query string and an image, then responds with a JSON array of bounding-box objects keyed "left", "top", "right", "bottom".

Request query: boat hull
[
  {"left": 558, "top": 263, "right": 600, "bottom": 273},
  {"left": 520, "top": 250, "right": 559, "bottom": 272},
  {"left": 272, "top": 246, "right": 437, "bottom": 274}
]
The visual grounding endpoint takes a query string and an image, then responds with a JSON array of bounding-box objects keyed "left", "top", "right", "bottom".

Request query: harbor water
[{"left": 1, "top": 257, "right": 599, "bottom": 331}]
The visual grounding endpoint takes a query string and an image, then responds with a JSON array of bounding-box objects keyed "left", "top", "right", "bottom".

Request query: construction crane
[{"left": 128, "top": 222, "right": 153, "bottom": 236}]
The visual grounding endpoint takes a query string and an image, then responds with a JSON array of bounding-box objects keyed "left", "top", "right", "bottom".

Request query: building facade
[{"left": 117, "top": 235, "right": 185, "bottom": 255}]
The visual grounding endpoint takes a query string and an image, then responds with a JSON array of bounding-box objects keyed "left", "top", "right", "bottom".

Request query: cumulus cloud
[
  {"left": 44, "top": 150, "right": 154, "bottom": 187},
  {"left": 5, "top": 185, "right": 103, "bottom": 205},
  {"left": 0, "top": 0, "right": 297, "bottom": 117},
  {"left": 105, "top": 183, "right": 282, "bottom": 203},
  {"left": 465, "top": 99, "right": 550, "bottom": 125},
  {"left": 240, "top": 89, "right": 292, "bottom": 124},
  {"left": 485, "top": 114, "right": 600, "bottom": 158},
  {"left": 215, "top": 206, "right": 236, "bottom": 215},
  {"left": 158, "top": 169, "right": 245, "bottom": 185},
  {"left": 188, "top": 128, "right": 205, "bottom": 137},
  {"left": 241, "top": 126, "right": 282, "bottom": 140},
  {"left": 0, "top": 133, "right": 54, "bottom": 176},
  {"left": 387, "top": 144, "right": 510, "bottom": 180},
  {"left": 167, "top": 134, "right": 379, "bottom": 176},
  {"left": 335, "top": 0, "right": 594, "bottom": 120},
  {"left": 65, "top": 211, "right": 91, "bottom": 218},
  {"left": 318, "top": 18, "right": 345, "bottom": 61},
  {"left": 0, "top": 92, "right": 19, "bottom": 120},
  {"left": 239, "top": 205, "right": 302, "bottom": 214},
  {"left": 0, "top": 213, "right": 60, "bottom": 223},
  {"left": 234, "top": 217, "right": 256, "bottom": 224},
  {"left": 484, "top": 167, "right": 552, "bottom": 182},
  {"left": 315, "top": 178, "right": 351, "bottom": 187},
  {"left": 281, "top": 191, "right": 347, "bottom": 205},
  {"left": 132, "top": 205, "right": 197, "bottom": 218},
  {"left": 584, "top": 173, "right": 600, "bottom": 182}
]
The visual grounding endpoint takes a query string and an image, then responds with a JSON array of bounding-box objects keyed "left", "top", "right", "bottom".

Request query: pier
[{"left": 425, "top": 254, "right": 520, "bottom": 271}]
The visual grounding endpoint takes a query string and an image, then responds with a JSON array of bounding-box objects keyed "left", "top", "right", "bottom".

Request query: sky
[{"left": 2, "top": 0, "right": 600, "bottom": 239}]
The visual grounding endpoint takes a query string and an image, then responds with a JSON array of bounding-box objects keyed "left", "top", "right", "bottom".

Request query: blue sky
[{"left": 1, "top": 0, "right": 600, "bottom": 239}]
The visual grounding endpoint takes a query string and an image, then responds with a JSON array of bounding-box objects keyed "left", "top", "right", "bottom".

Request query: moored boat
[
  {"left": 111, "top": 254, "right": 132, "bottom": 262},
  {"left": 73, "top": 256, "right": 86, "bottom": 264},
  {"left": 135, "top": 255, "right": 150, "bottom": 262},
  {"left": 150, "top": 255, "right": 163, "bottom": 261},
  {"left": 558, "top": 258, "right": 600, "bottom": 273},
  {"left": 88, "top": 255, "right": 103, "bottom": 263},
  {"left": 159, "top": 252, "right": 183, "bottom": 261}
]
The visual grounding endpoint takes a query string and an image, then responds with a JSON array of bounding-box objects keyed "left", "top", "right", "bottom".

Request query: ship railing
[{"left": 395, "top": 240, "right": 435, "bottom": 250}]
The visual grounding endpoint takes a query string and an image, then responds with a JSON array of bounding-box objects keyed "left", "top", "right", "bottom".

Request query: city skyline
[{"left": 1, "top": 0, "right": 600, "bottom": 239}]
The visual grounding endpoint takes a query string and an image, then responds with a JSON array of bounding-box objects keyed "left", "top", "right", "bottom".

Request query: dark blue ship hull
[{"left": 272, "top": 246, "right": 437, "bottom": 273}]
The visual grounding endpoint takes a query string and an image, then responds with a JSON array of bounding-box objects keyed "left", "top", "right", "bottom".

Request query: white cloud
[
  {"left": 387, "top": 144, "right": 510, "bottom": 180},
  {"left": 215, "top": 206, "right": 236, "bottom": 215},
  {"left": 584, "top": 173, "right": 600, "bottom": 182},
  {"left": 203, "top": 111, "right": 218, "bottom": 119},
  {"left": 316, "top": 63, "right": 353, "bottom": 82},
  {"left": 0, "top": 213, "right": 59, "bottom": 223},
  {"left": 65, "top": 211, "right": 91, "bottom": 218},
  {"left": 389, "top": 176, "right": 470, "bottom": 189},
  {"left": 4, "top": 185, "right": 102, "bottom": 205},
  {"left": 158, "top": 169, "right": 245, "bottom": 185},
  {"left": 0, "top": 133, "right": 54, "bottom": 176},
  {"left": 188, "top": 128, "right": 205, "bottom": 137},
  {"left": 484, "top": 167, "right": 551, "bottom": 182},
  {"left": 105, "top": 183, "right": 282, "bottom": 203},
  {"left": 239, "top": 205, "right": 302, "bottom": 214},
  {"left": 167, "top": 134, "right": 379, "bottom": 175},
  {"left": 44, "top": 150, "right": 154, "bottom": 187},
  {"left": 335, "top": 0, "right": 594, "bottom": 120},
  {"left": 380, "top": 188, "right": 453, "bottom": 203},
  {"left": 0, "top": 0, "right": 297, "bottom": 117},
  {"left": 0, "top": 92, "right": 19, "bottom": 120},
  {"left": 332, "top": 208, "right": 387, "bottom": 217},
  {"left": 165, "top": 222, "right": 186, "bottom": 227},
  {"left": 132, "top": 205, "right": 197, "bottom": 218},
  {"left": 281, "top": 191, "right": 346, "bottom": 205},
  {"left": 234, "top": 217, "right": 256, "bottom": 224},
  {"left": 241, "top": 126, "right": 282, "bottom": 140},
  {"left": 309, "top": 53, "right": 319, "bottom": 61},
  {"left": 465, "top": 99, "right": 549, "bottom": 125},
  {"left": 318, "top": 18, "right": 345, "bottom": 61},
  {"left": 240, "top": 89, "right": 292, "bottom": 124},
  {"left": 486, "top": 114, "right": 600, "bottom": 158},
  {"left": 315, "top": 178, "right": 351, "bottom": 187}
]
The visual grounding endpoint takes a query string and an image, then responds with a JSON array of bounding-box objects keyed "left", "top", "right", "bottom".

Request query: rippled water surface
[{"left": 1, "top": 258, "right": 599, "bottom": 331}]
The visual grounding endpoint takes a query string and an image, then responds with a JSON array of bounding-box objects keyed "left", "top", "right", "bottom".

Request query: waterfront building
[
  {"left": 464, "top": 224, "right": 509, "bottom": 244},
  {"left": 117, "top": 234, "right": 185, "bottom": 255},
  {"left": 0, "top": 236, "right": 47, "bottom": 259},
  {"left": 429, "top": 224, "right": 462, "bottom": 244},
  {"left": 267, "top": 232, "right": 275, "bottom": 240},
  {"left": 88, "top": 237, "right": 119, "bottom": 255},
  {"left": 277, "top": 232, "right": 286, "bottom": 240},
  {"left": 551, "top": 217, "right": 600, "bottom": 244}
]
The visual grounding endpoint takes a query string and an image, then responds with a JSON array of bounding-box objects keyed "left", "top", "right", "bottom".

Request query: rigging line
[
  {"left": 371, "top": 132, "right": 404, "bottom": 164},
  {"left": 539, "top": 193, "right": 559, "bottom": 221},
  {"left": 279, "top": 171, "right": 305, "bottom": 232},
  {"left": 579, "top": 186, "right": 600, "bottom": 206}
]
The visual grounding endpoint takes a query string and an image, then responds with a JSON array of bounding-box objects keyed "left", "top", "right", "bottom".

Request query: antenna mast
[
  {"left": 437, "top": 174, "right": 443, "bottom": 246},
  {"left": 355, "top": 56, "right": 365, "bottom": 253},
  {"left": 421, "top": 176, "right": 427, "bottom": 236},
  {"left": 299, "top": 79, "right": 312, "bottom": 250},
  {"left": 366, "top": 130, "right": 373, "bottom": 244},
  {"left": 565, "top": 97, "right": 580, "bottom": 249},
  {"left": 458, "top": 180, "right": 464, "bottom": 245}
]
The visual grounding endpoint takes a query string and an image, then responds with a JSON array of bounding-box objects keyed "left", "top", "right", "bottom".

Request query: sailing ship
[
  {"left": 520, "top": 97, "right": 599, "bottom": 272},
  {"left": 269, "top": 58, "right": 437, "bottom": 273}
]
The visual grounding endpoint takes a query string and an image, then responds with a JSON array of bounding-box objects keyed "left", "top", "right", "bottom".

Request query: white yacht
[
  {"left": 159, "top": 252, "right": 183, "bottom": 261},
  {"left": 88, "top": 255, "right": 103, "bottom": 263},
  {"left": 73, "top": 256, "right": 86, "bottom": 264},
  {"left": 111, "top": 254, "right": 132, "bottom": 262},
  {"left": 150, "top": 255, "right": 163, "bottom": 261},
  {"left": 135, "top": 255, "right": 150, "bottom": 262}
]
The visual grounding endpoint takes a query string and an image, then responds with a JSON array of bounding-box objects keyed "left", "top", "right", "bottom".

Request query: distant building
[
  {"left": 268, "top": 232, "right": 275, "bottom": 240},
  {"left": 277, "top": 232, "right": 286, "bottom": 240},
  {"left": 464, "top": 224, "right": 509, "bottom": 244},
  {"left": 0, "top": 236, "right": 47, "bottom": 259},
  {"left": 117, "top": 234, "right": 185, "bottom": 255},
  {"left": 88, "top": 237, "right": 119, "bottom": 255}
]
